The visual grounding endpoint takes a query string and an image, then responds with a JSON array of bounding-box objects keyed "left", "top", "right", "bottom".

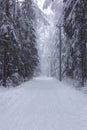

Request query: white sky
[{"left": 18, "top": 0, "right": 24, "bottom": 1}]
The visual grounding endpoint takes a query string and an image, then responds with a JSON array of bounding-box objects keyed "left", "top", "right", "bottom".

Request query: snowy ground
[{"left": 0, "top": 76, "right": 87, "bottom": 130}]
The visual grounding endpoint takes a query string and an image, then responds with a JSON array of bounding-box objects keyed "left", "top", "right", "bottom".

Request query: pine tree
[
  {"left": 15, "top": 0, "right": 39, "bottom": 79},
  {"left": 0, "top": 0, "right": 39, "bottom": 86},
  {"left": 0, "top": 0, "right": 19, "bottom": 86},
  {"left": 63, "top": 0, "right": 87, "bottom": 86}
]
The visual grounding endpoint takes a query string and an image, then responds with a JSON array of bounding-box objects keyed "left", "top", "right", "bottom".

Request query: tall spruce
[
  {"left": 0, "top": 0, "right": 39, "bottom": 86},
  {"left": 63, "top": 0, "right": 87, "bottom": 86},
  {"left": 16, "top": 0, "right": 39, "bottom": 79}
]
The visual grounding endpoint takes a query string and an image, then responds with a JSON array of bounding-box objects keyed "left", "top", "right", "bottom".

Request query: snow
[
  {"left": 37, "top": 0, "right": 45, "bottom": 10},
  {"left": 0, "top": 77, "right": 87, "bottom": 130}
]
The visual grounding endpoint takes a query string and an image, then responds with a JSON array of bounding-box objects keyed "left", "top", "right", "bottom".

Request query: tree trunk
[
  {"left": 2, "top": 44, "right": 8, "bottom": 87},
  {"left": 6, "top": 0, "right": 9, "bottom": 17}
]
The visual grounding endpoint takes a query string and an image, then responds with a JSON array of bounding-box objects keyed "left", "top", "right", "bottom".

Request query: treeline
[
  {"left": 0, "top": 0, "right": 39, "bottom": 87},
  {"left": 63, "top": 0, "right": 87, "bottom": 86},
  {"left": 47, "top": 0, "right": 87, "bottom": 86}
]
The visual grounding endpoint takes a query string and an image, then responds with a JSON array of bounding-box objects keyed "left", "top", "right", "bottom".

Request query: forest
[{"left": 0, "top": 0, "right": 87, "bottom": 87}]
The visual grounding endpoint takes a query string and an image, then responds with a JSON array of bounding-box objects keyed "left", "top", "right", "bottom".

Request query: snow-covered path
[{"left": 0, "top": 77, "right": 87, "bottom": 130}]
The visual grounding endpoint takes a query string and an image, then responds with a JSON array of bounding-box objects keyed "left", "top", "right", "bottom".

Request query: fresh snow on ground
[{"left": 0, "top": 76, "right": 87, "bottom": 130}]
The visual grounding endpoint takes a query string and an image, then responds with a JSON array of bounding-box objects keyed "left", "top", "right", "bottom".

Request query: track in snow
[{"left": 0, "top": 76, "right": 87, "bottom": 130}]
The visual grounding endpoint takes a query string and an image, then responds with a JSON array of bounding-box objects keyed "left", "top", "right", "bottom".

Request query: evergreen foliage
[
  {"left": 63, "top": 0, "right": 87, "bottom": 86},
  {"left": 0, "top": 0, "right": 39, "bottom": 87}
]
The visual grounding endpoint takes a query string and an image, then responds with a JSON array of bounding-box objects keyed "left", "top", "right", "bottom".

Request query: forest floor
[{"left": 0, "top": 76, "right": 87, "bottom": 130}]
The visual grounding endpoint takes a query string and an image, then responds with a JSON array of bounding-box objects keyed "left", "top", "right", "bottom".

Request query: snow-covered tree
[
  {"left": 63, "top": 0, "right": 87, "bottom": 86},
  {"left": 0, "top": 0, "right": 39, "bottom": 86},
  {"left": 0, "top": 0, "right": 19, "bottom": 86}
]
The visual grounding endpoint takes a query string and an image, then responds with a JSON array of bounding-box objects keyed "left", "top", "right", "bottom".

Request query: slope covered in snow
[{"left": 0, "top": 77, "right": 87, "bottom": 130}]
